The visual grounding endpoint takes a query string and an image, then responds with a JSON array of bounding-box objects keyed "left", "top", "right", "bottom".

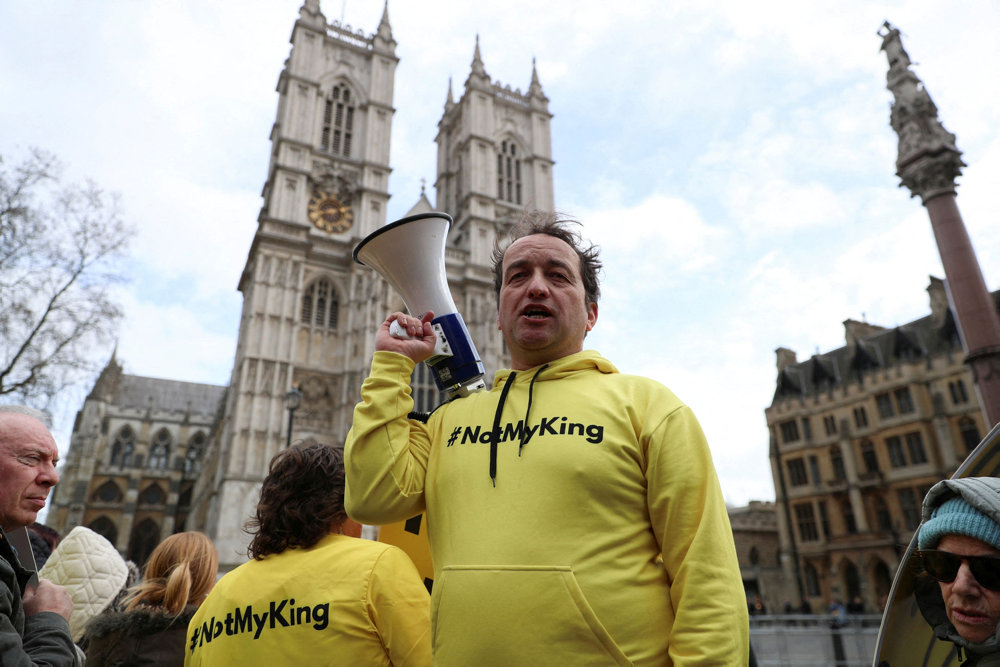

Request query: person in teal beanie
[{"left": 916, "top": 477, "right": 1000, "bottom": 665}]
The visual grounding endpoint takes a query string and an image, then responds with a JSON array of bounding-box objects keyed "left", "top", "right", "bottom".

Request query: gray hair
[{"left": 0, "top": 405, "right": 52, "bottom": 429}]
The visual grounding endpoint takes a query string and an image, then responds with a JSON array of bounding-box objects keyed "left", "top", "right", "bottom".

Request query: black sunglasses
[{"left": 918, "top": 550, "right": 1000, "bottom": 591}]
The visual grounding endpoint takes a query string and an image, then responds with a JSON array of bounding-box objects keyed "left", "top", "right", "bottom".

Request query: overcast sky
[{"left": 2, "top": 1, "right": 998, "bottom": 506}]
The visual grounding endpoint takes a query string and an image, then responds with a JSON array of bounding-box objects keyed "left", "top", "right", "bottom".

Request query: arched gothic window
[
  {"left": 321, "top": 84, "right": 355, "bottom": 157},
  {"left": 148, "top": 428, "right": 172, "bottom": 470},
  {"left": 185, "top": 432, "right": 205, "bottom": 474},
  {"left": 110, "top": 426, "right": 136, "bottom": 467},
  {"left": 138, "top": 483, "right": 165, "bottom": 506},
  {"left": 496, "top": 140, "right": 523, "bottom": 205},
  {"left": 127, "top": 518, "right": 160, "bottom": 567},
  {"left": 88, "top": 516, "right": 118, "bottom": 547},
  {"left": 301, "top": 279, "right": 339, "bottom": 330},
  {"left": 92, "top": 480, "right": 123, "bottom": 503}
]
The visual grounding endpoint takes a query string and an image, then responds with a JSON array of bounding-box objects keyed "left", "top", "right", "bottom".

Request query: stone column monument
[{"left": 880, "top": 22, "right": 1000, "bottom": 427}]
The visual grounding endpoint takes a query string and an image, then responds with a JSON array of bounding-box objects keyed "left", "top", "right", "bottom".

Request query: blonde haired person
[{"left": 85, "top": 532, "right": 218, "bottom": 666}]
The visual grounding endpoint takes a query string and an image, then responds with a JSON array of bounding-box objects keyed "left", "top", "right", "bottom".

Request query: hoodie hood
[
  {"left": 492, "top": 349, "right": 618, "bottom": 388},
  {"left": 920, "top": 478, "right": 1000, "bottom": 529},
  {"left": 485, "top": 350, "right": 617, "bottom": 486}
]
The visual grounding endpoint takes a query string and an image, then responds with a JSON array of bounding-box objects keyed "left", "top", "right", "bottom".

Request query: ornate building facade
[
  {"left": 48, "top": 355, "right": 226, "bottom": 565},
  {"left": 767, "top": 278, "right": 996, "bottom": 613},
  {"left": 50, "top": 1, "right": 554, "bottom": 569},
  {"left": 729, "top": 501, "right": 793, "bottom": 614}
]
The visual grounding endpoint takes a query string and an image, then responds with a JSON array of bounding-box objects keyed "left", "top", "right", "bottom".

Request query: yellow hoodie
[
  {"left": 346, "top": 350, "right": 748, "bottom": 666},
  {"left": 184, "top": 534, "right": 431, "bottom": 666}
]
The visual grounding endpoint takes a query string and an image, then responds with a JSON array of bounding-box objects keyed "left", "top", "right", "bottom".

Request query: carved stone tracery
[{"left": 879, "top": 22, "right": 966, "bottom": 203}]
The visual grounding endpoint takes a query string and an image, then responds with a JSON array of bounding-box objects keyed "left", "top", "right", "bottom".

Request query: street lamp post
[{"left": 284, "top": 387, "right": 302, "bottom": 448}]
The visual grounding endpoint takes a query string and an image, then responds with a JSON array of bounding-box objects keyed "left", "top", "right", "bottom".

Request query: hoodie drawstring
[
  {"left": 489, "top": 372, "right": 516, "bottom": 487},
  {"left": 488, "top": 364, "right": 548, "bottom": 486},
  {"left": 519, "top": 364, "right": 548, "bottom": 455}
]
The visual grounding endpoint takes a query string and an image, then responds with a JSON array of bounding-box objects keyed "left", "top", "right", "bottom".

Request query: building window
[
  {"left": 138, "top": 483, "right": 165, "bottom": 506},
  {"left": 411, "top": 362, "right": 444, "bottom": 414},
  {"left": 795, "top": 503, "right": 819, "bottom": 542},
  {"left": 874, "top": 496, "right": 893, "bottom": 532},
  {"left": 749, "top": 546, "right": 760, "bottom": 566},
  {"left": 830, "top": 446, "right": 846, "bottom": 481},
  {"left": 949, "top": 379, "right": 969, "bottom": 405},
  {"left": 842, "top": 500, "right": 857, "bottom": 534},
  {"left": 823, "top": 415, "right": 837, "bottom": 436},
  {"left": 148, "top": 428, "right": 171, "bottom": 470},
  {"left": 110, "top": 426, "right": 136, "bottom": 467},
  {"left": 854, "top": 406, "right": 868, "bottom": 429},
  {"left": 898, "top": 488, "right": 921, "bottom": 531},
  {"left": 861, "top": 440, "right": 879, "bottom": 474},
  {"left": 876, "top": 393, "right": 895, "bottom": 420},
  {"left": 960, "top": 418, "right": 981, "bottom": 454},
  {"left": 321, "top": 84, "right": 354, "bottom": 157},
  {"left": 787, "top": 458, "right": 808, "bottom": 486},
  {"left": 88, "top": 516, "right": 118, "bottom": 547},
  {"left": 185, "top": 432, "right": 205, "bottom": 474},
  {"left": 906, "top": 431, "right": 927, "bottom": 464},
  {"left": 818, "top": 501, "right": 830, "bottom": 539},
  {"left": 808, "top": 455, "right": 821, "bottom": 485},
  {"left": 780, "top": 420, "right": 800, "bottom": 444},
  {"left": 887, "top": 436, "right": 907, "bottom": 468},
  {"left": 301, "top": 279, "right": 339, "bottom": 330},
  {"left": 895, "top": 387, "right": 915, "bottom": 414},
  {"left": 127, "top": 518, "right": 161, "bottom": 567},
  {"left": 805, "top": 563, "right": 821, "bottom": 597},
  {"left": 801, "top": 417, "right": 812, "bottom": 441},
  {"left": 92, "top": 481, "right": 123, "bottom": 503},
  {"left": 496, "top": 140, "right": 522, "bottom": 205}
]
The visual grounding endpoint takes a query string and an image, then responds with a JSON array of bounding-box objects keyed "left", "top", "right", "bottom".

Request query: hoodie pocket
[{"left": 432, "top": 565, "right": 633, "bottom": 666}]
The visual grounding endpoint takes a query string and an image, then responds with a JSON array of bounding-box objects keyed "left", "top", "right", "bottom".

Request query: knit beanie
[{"left": 918, "top": 496, "right": 1000, "bottom": 551}]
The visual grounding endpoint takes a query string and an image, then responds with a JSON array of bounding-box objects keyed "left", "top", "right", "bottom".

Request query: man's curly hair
[
  {"left": 491, "top": 210, "right": 603, "bottom": 307},
  {"left": 246, "top": 440, "right": 348, "bottom": 559}
]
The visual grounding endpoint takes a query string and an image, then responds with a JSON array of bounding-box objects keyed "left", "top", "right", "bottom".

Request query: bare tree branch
[{"left": 0, "top": 148, "right": 133, "bottom": 408}]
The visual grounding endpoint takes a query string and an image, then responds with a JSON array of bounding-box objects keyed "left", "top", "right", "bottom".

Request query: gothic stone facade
[
  {"left": 767, "top": 277, "right": 996, "bottom": 614},
  {"left": 51, "top": 1, "right": 554, "bottom": 570},
  {"left": 48, "top": 357, "right": 226, "bottom": 566}
]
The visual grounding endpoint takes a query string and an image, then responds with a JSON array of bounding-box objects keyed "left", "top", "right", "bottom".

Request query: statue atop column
[{"left": 879, "top": 21, "right": 966, "bottom": 203}]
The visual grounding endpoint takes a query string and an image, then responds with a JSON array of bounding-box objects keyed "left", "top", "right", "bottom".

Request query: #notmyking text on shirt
[
  {"left": 445, "top": 417, "right": 605, "bottom": 447},
  {"left": 189, "top": 598, "right": 329, "bottom": 650}
]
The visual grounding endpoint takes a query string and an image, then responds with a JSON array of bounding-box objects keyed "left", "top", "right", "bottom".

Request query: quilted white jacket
[{"left": 38, "top": 526, "right": 129, "bottom": 642}]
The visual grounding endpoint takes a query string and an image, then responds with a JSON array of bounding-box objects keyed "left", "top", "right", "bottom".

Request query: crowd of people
[{"left": 3, "top": 211, "right": 998, "bottom": 666}]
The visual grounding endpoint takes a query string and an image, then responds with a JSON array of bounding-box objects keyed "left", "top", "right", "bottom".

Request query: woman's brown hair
[
  {"left": 246, "top": 440, "right": 348, "bottom": 559},
  {"left": 125, "top": 531, "right": 218, "bottom": 615}
]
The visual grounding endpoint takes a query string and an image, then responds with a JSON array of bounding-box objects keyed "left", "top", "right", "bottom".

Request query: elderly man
[
  {"left": 0, "top": 405, "right": 76, "bottom": 665},
  {"left": 917, "top": 477, "right": 1000, "bottom": 665},
  {"left": 346, "top": 212, "right": 749, "bottom": 665}
]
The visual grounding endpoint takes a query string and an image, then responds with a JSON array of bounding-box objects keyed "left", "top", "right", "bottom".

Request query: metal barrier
[{"left": 750, "top": 614, "right": 881, "bottom": 667}]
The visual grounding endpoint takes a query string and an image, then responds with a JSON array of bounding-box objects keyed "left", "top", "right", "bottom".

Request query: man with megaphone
[{"left": 345, "top": 211, "right": 748, "bottom": 666}]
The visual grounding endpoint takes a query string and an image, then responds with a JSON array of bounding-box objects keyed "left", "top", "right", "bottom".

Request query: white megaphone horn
[{"left": 353, "top": 212, "right": 487, "bottom": 400}]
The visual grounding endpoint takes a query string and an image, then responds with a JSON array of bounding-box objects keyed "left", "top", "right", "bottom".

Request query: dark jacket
[
  {"left": 0, "top": 527, "right": 77, "bottom": 666},
  {"left": 84, "top": 605, "right": 196, "bottom": 667}
]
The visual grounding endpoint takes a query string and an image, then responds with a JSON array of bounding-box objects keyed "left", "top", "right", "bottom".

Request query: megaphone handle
[
  {"left": 390, "top": 317, "right": 453, "bottom": 360},
  {"left": 389, "top": 318, "right": 411, "bottom": 339}
]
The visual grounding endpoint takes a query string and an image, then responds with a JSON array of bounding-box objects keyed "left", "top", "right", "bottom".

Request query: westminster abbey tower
[{"left": 50, "top": 0, "right": 554, "bottom": 569}]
